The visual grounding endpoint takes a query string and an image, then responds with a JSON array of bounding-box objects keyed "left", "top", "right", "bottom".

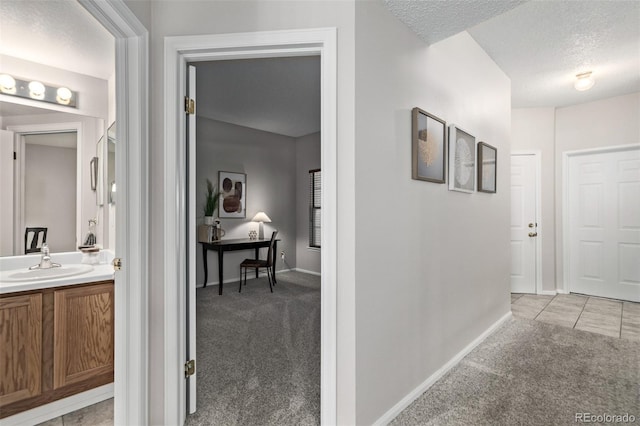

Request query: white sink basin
[{"left": 1, "top": 264, "right": 94, "bottom": 282}]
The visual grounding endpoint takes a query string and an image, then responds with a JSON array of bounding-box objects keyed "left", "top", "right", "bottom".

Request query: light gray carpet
[
  {"left": 391, "top": 317, "right": 640, "bottom": 425},
  {"left": 185, "top": 271, "right": 321, "bottom": 426}
]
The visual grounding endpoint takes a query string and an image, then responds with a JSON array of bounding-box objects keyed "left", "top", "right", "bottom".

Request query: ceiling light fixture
[
  {"left": 0, "top": 73, "right": 77, "bottom": 107},
  {"left": 574, "top": 71, "right": 595, "bottom": 91}
]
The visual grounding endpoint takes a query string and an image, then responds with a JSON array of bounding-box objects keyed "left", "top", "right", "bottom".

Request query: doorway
[
  {"left": 510, "top": 152, "right": 542, "bottom": 294},
  {"left": 564, "top": 145, "right": 640, "bottom": 302},
  {"left": 164, "top": 28, "right": 337, "bottom": 425},
  {"left": 189, "top": 56, "right": 322, "bottom": 422}
]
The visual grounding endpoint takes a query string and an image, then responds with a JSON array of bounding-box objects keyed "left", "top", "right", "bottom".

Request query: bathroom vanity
[{"left": 0, "top": 252, "right": 115, "bottom": 419}]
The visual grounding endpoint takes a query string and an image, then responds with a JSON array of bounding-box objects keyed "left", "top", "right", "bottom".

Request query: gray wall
[
  {"left": 196, "top": 117, "right": 297, "bottom": 286},
  {"left": 295, "top": 132, "right": 321, "bottom": 274},
  {"left": 354, "top": 2, "right": 512, "bottom": 423},
  {"left": 25, "top": 142, "right": 76, "bottom": 252}
]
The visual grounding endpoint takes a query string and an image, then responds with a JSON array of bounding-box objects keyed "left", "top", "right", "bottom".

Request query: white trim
[
  {"left": 295, "top": 268, "right": 322, "bottom": 276},
  {"left": 79, "top": 1, "right": 149, "bottom": 425},
  {"left": 7, "top": 122, "right": 83, "bottom": 254},
  {"left": 540, "top": 290, "right": 558, "bottom": 296},
  {"left": 1, "top": 384, "right": 113, "bottom": 426},
  {"left": 510, "top": 151, "right": 543, "bottom": 295},
  {"left": 561, "top": 143, "right": 640, "bottom": 295},
  {"left": 164, "top": 28, "right": 337, "bottom": 425},
  {"left": 373, "top": 312, "right": 513, "bottom": 426}
]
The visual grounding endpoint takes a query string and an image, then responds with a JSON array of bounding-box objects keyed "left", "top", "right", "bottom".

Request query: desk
[{"left": 200, "top": 238, "right": 279, "bottom": 295}]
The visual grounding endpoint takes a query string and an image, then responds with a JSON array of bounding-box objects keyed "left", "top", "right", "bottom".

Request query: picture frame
[
  {"left": 411, "top": 107, "right": 446, "bottom": 183},
  {"left": 477, "top": 142, "right": 497, "bottom": 193},
  {"left": 448, "top": 125, "right": 476, "bottom": 193},
  {"left": 218, "top": 171, "right": 246, "bottom": 218}
]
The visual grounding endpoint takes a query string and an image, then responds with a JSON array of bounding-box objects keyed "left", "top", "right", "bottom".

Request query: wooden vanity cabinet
[{"left": 0, "top": 280, "right": 114, "bottom": 419}]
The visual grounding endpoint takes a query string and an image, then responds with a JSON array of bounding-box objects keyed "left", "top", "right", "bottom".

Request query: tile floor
[
  {"left": 511, "top": 293, "right": 640, "bottom": 341},
  {"left": 35, "top": 293, "right": 640, "bottom": 425}
]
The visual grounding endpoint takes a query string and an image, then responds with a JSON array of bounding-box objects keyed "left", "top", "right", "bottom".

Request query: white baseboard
[
  {"left": 294, "top": 268, "right": 321, "bottom": 276},
  {"left": 197, "top": 268, "right": 294, "bottom": 289},
  {"left": 540, "top": 290, "right": 557, "bottom": 296},
  {"left": 2, "top": 383, "right": 113, "bottom": 426},
  {"left": 373, "top": 311, "right": 513, "bottom": 426},
  {"left": 556, "top": 288, "right": 569, "bottom": 294}
]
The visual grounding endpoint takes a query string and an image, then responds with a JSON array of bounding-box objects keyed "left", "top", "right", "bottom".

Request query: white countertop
[{"left": 0, "top": 251, "right": 116, "bottom": 294}]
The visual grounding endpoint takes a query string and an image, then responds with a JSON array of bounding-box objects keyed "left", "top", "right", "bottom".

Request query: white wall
[
  {"left": 142, "top": 2, "right": 357, "bottom": 423},
  {"left": 511, "top": 108, "right": 556, "bottom": 292},
  {"left": 195, "top": 117, "right": 297, "bottom": 286},
  {"left": 24, "top": 142, "right": 76, "bottom": 252},
  {"left": 554, "top": 93, "right": 640, "bottom": 290},
  {"left": 295, "top": 132, "right": 321, "bottom": 274},
  {"left": 354, "top": 2, "right": 511, "bottom": 423}
]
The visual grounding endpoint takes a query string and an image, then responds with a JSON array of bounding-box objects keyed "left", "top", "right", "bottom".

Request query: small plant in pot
[{"left": 203, "top": 179, "right": 220, "bottom": 225}]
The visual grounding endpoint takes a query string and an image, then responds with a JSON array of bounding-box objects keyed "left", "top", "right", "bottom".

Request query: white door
[
  {"left": 187, "top": 64, "right": 197, "bottom": 414},
  {"left": 510, "top": 154, "right": 539, "bottom": 293},
  {"left": 0, "top": 130, "right": 14, "bottom": 256},
  {"left": 567, "top": 146, "right": 640, "bottom": 302}
]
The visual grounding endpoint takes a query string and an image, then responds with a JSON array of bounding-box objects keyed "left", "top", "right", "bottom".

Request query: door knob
[{"left": 528, "top": 232, "right": 538, "bottom": 237}]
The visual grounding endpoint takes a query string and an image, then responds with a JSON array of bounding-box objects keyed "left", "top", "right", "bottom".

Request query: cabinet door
[
  {"left": 0, "top": 293, "right": 42, "bottom": 406},
  {"left": 53, "top": 283, "right": 114, "bottom": 389}
]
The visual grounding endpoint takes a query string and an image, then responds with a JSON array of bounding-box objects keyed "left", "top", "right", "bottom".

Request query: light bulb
[
  {"left": 574, "top": 72, "right": 595, "bottom": 91},
  {"left": 0, "top": 74, "right": 16, "bottom": 93},
  {"left": 28, "top": 80, "right": 46, "bottom": 99},
  {"left": 56, "top": 86, "right": 72, "bottom": 104}
]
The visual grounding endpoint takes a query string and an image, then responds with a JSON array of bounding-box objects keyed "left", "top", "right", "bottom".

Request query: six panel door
[{"left": 568, "top": 147, "right": 640, "bottom": 302}]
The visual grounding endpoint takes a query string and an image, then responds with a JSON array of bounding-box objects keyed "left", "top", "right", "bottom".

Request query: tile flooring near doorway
[{"left": 511, "top": 293, "right": 640, "bottom": 341}]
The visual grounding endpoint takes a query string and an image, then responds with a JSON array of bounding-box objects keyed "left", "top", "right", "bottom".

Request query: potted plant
[{"left": 203, "top": 178, "right": 220, "bottom": 225}]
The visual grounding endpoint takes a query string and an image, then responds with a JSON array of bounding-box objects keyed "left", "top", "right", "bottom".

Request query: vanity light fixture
[
  {"left": 0, "top": 74, "right": 16, "bottom": 94},
  {"left": 574, "top": 71, "right": 595, "bottom": 91},
  {"left": 0, "top": 73, "right": 77, "bottom": 107}
]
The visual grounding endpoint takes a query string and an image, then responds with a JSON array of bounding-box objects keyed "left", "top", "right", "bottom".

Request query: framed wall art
[
  {"left": 448, "top": 125, "right": 476, "bottom": 193},
  {"left": 477, "top": 142, "right": 497, "bottom": 193},
  {"left": 218, "top": 171, "right": 246, "bottom": 218},
  {"left": 411, "top": 107, "right": 446, "bottom": 183}
]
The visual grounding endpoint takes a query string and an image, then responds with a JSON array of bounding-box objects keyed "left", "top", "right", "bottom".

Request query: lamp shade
[{"left": 252, "top": 212, "right": 271, "bottom": 223}]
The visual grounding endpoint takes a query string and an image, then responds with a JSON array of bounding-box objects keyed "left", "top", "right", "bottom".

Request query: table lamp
[{"left": 252, "top": 211, "right": 272, "bottom": 239}]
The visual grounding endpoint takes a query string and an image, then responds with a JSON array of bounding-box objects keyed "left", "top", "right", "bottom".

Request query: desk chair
[
  {"left": 25, "top": 227, "right": 48, "bottom": 254},
  {"left": 239, "top": 230, "right": 278, "bottom": 293}
]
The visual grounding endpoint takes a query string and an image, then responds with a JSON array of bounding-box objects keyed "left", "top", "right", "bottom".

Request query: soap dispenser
[{"left": 83, "top": 219, "right": 97, "bottom": 246}]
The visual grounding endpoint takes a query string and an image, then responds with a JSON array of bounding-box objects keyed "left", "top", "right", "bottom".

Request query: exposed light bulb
[
  {"left": 28, "top": 80, "right": 46, "bottom": 99},
  {"left": 574, "top": 71, "right": 595, "bottom": 91},
  {"left": 56, "top": 86, "right": 72, "bottom": 104},
  {"left": 0, "top": 74, "right": 16, "bottom": 94}
]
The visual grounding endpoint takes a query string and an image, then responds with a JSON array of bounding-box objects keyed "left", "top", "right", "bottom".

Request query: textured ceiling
[
  {"left": 468, "top": 1, "right": 640, "bottom": 108},
  {"left": 383, "top": 0, "right": 527, "bottom": 45},
  {"left": 195, "top": 57, "right": 320, "bottom": 138},
  {"left": 384, "top": 0, "right": 640, "bottom": 108},
  {"left": 0, "top": 0, "right": 114, "bottom": 80}
]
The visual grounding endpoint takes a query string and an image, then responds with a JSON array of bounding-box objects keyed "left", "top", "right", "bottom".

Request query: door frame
[
  {"left": 163, "top": 28, "right": 338, "bottom": 425},
  {"left": 7, "top": 123, "right": 83, "bottom": 255},
  {"left": 561, "top": 143, "right": 640, "bottom": 295},
  {"left": 79, "top": 1, "right": 149, "bottom": 424},
  {"left": 511, "top": 151, "right": 543, "bottom": 294}
]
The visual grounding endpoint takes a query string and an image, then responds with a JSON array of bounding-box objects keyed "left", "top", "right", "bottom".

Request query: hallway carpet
[
  {"left": 185, "top": 271, "right": 320, "bottom": 426},
  {"left": 391, "top": 317, "right": 640, "bottom": 425}
]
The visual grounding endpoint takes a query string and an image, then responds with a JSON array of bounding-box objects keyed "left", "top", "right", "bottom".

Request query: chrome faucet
[{"left": 29, "top": 243, "right": 61, "bottom": 270}]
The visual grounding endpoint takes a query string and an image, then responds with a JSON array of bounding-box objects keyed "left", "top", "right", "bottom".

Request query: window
[{"left": 309, "top": 169, "right": 321, "bottom": 248}]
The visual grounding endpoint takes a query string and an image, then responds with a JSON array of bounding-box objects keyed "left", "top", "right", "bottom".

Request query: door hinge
[
  {"left": 112, "top": 257, "right": 123, "bottom": 271},
  {"left": 185, "top": 96, "right": 195, "bottom": 115},
  {"left": 185, "top": 359, "right": 195, "bottom": 378},
  {"left": 13, "top": 151, "right": 16, "bottom": 160}
]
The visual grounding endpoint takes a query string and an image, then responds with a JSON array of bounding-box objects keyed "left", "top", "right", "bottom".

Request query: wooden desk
[{"left": 200, "top": 238, "right": 279, "bottom": 295}]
